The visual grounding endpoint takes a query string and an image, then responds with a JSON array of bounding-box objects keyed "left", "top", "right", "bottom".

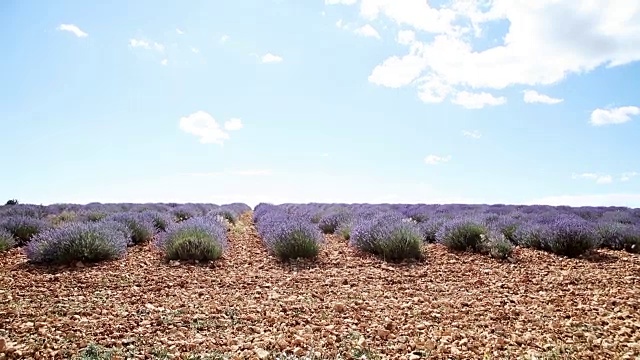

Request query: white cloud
[
  {"left": 261, "top": 53, "right": 283, "bottom": 63},
  {"left": 369, "top": 53, "right": 426, "bottom": 88},
  {"left": 424, "top": 154, "right": 451, "bottom": 165},
  {"left": 451, "top": 91, "right": 506, "bottom": 109},
  {"left": 590, "top": 106, "right": 640, "bottom": 126},
  {"left": 336, "top": 19, "right": 348, "bottom": 29},
  {"left": 176, "top": 28, "right": 185, "bottom": 35},
  {"left": 572, "top": 173, "right": 613, "bottom": 184},
  {"left": 57, "top": 24, "right": 88, "bottom": 38},
  {"left": 523, "top": 90, "right": 563, "bottom": 104},
  {"left": 220, "top": 34, "right": 230, "bottom": 43},
  {"left": 325, "top": 0, "right": 357, "bottom": 4},
  {"left": 397, "top": 30, "right": 416, "bottom": 45},
  {"left": 178, "top": 111, "right": 242, "bottom": 145},
  {"left": 223, "top": 118, "right": 243, "bottom": 131},
  {"left": 161, "top": 59, "right": 168, "bottom": 66},
  {"left": 129, "top": 39, "right": 150, "bottom": 49},
  {"left": 191, "top": 47, "right": 200, "bottom": 54},
  {"left": 326, "top": 1, "right": 640, "bottom": 108},
  {"left": 129, "top": 38, "right": 165, "bottom": 52},
  {"left": 354, "top": 24, "right": 381, "bottom": 39},
  {"left": 621, "top": 172, "right": 638, "bottom": 182},
  {"left": 462, "top": 130, "right": 482, "bottom": 139}
]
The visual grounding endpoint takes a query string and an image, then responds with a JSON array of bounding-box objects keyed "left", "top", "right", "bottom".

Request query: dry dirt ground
[{"left": 1, "top": 213, "right": 639, "bottom": 360}]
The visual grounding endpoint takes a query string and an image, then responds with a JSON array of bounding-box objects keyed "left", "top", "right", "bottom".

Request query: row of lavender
[
  {"left": 0, "top": 203, "right": 250, "bottom": 264},
  {"left": 254, "top": 203, "right": 640, "bottom": 261}
]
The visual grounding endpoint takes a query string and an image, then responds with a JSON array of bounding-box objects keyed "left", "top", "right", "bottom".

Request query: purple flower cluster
[
  {"left": 254, "top": 205, "right": 323, "bottom": 260},
  {"left": 156, "top": 216, "right": 228, "bottom": 261},
  {"left": 25, "top": 221, "right": 128, "bottom": 264}
]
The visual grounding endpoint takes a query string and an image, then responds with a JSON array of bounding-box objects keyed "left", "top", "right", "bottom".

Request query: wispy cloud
[
  {"left": 178, "top": 111, "right": 242, "bottom": 145},
  {"left": 129, "top": 38, "right": 164, "bottom": 52},
  {"left": 590, "top": 106, "right": 640, "bottom": 126},
  {"left": 462, "top": 130, "right": 482, "bottom": 139},
  {"left": 572, "top": 173, "right": 613, "bottom": 184},
  {"left": 191, "top": 47, "right": 200, "bottom": 54},
  {"left": 260, "top": 53, "right": 283, "bottom": 63},
  {"left": 184, "top": 169, "right": 272, "bottom": 177},
  {"left": 176, "top": 28, "right": 185, "bottom": 35},
  {"left": 219, "top": 34, "right": 230, "bottom": 44},
  {"left": 161, "top": 59, "right": 168, "bottom": 66},
  {"left": 57, "top": 24, "right": 88, "bottom": 38},
  {"left": 451, "top": 91, "right": 506, "bottom": 109},
  {"left": 621, "top": 172, "right": 638, "bottom": 182},
  {"left": 522, "top": 90, "right": 563, "bottom": 104},
  {"left": 223, "top": 118, "right": 243, "bottom": 131},
  {"left": 424, "top": 154, "right": 451, "bottom": 165},
  {"left": 354, "top": 24, "right": 381, "bottom": 39}
]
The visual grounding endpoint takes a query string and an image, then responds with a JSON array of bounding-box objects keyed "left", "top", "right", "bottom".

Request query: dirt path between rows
[{"left": 1, "top": 213, "right": 639, "bottom": 359}]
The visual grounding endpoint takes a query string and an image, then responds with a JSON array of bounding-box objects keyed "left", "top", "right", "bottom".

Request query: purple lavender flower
[{"left": 25, "top": 222, "right": 128, "bottom": 264}]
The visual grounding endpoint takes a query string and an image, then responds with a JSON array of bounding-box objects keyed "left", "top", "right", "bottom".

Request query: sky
[{"left": 1, "top": 0, "right": 640, "bottom": 208}]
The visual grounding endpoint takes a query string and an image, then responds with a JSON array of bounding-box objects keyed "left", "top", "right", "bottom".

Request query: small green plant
[
  {"left": 150, "top": 347, "right": 170, "bottom": 359},
  {"left": 76, "top": 344, "right": 114, "bottom": 360}
]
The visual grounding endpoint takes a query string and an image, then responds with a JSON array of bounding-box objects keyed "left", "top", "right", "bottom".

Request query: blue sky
[{"left": 2, "top": 0, "right": 640, "bottom": 208}]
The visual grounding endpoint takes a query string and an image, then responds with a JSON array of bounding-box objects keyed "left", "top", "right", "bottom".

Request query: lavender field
[{"left": 1, "top": 201, "right": 639, "bottom": 359}]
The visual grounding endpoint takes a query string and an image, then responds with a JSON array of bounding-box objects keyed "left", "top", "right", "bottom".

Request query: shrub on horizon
[
  {"left": 156, "top": 217, "right": 228, "bottom": 261},
  {"left": 0, "top": 216, "right": 50, "bottom": 246},
  {"left": 0, "top": 229, "right": 17, "bottom": 252},
  {"left": 350, "top": 214, "right": 423, "bottom": 261},
  {"left": 105, "top": 213, "right": 154, "bottom": 245},
  {"left": 25, "top": 222, "right": 128, "bottom": 264}
]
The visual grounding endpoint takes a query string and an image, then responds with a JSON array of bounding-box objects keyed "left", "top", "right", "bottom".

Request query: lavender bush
[
  {"left": 544, "top": 216, "right": 600, "bottom": 257},
  {"left": 105, "top": 213, "right": 155, "bottom": 245},
  {"left": 0, "top": 228, "right": 16, "bottom": 252},
  {"left": 25, "top": 222, "right": 128, "bottom": 264},
  {"left": 595, "top": 222, "right": 640, "bottom": 254},
  {"left": 256, "top": 210, "right": 323, "bottom": 260},
  {"left": 141, "top": 210, "right": 173, "bottom": 232},
  {"left": 0, "top": 216, "right": 50, "bottom": 245},
  {"left": 156, "top": 217, "right": 228, "bottom": 261},
  {"left": 318, "top": 209, "right": 352, "bottom": 234},
  {"left": 350, "top": 213, "right": 423, "bottom": 261},
  {"left": 437, "top": 219, "right": 488, "bottom": 252}
]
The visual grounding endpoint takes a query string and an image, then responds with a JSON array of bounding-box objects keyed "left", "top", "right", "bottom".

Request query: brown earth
[{"left": 1, "top": 212, "right": 639, "bottom": 360}]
